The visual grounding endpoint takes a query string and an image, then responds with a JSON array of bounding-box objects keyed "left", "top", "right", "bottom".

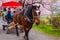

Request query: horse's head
[{"left": 32, "top": 3, "right": 41, "bottom": 25}]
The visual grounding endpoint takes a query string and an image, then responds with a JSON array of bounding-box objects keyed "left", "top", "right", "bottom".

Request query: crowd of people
[
  {"left": 0, "top": 7, "right": 28, "bottom": 24},
  {"left": 0, "top": 7, "right": 16, "bottom": 23}
]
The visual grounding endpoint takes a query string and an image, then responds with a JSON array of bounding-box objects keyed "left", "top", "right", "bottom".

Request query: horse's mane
[{"left": 24, "top": 5, "right": 33, "bottom": 19}]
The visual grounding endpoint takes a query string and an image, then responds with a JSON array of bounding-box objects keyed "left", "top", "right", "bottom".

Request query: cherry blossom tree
[{"left": 41, "top": 0, "right": 58, "bottom": 15}]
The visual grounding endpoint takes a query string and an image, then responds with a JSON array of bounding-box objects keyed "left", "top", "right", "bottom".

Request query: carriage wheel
[{"left": 2, "top": 25, "right": 9, "bottom": 31}]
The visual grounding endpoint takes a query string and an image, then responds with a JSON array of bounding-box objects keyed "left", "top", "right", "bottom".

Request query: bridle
[{"left": 24, "top": 4, "right": 40, "bottom": 23}]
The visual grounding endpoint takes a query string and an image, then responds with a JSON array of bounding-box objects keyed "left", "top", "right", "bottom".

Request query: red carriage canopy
[{"left": 2, "top": 1, "right": 23, "bottom": 8}]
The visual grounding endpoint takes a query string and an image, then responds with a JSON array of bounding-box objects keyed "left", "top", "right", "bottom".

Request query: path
[{"left": 0, "top": 17, "right": 60, "bottom": 40}]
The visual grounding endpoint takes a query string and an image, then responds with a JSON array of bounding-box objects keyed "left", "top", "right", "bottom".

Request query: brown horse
[{"left": 7, "top": 3, "right": 40, "bottom": 40}]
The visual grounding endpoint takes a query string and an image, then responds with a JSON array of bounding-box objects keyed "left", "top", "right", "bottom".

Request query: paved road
[{"left": 0, "top": 17, "right": 60, "bottom": 40}]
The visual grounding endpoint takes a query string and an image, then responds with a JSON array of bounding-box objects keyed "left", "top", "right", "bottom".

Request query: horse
[{"left": 6, "top": 3, "right": 41, "bottom": 40}]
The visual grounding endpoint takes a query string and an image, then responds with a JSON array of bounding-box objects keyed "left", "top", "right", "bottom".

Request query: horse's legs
[
  {"left": 24, "top": 30, "right": 30, "bottom": 40},
  {"left": 25, "top": 30, "right": 29, "bottom": 40},
  {"left": 15, "top": 25, "right": 19, "bottom": 36}
]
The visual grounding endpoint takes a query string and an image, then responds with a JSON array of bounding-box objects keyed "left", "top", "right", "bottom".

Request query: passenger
[
  {"left": 2, "top": 8, "right": 7, "bottom": 21},
  {"left": 5, "top": 8, "right": 12, "bottom": 24}
]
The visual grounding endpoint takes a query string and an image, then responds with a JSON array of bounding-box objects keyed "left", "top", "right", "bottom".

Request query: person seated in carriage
[
  {"left": 5, "top": 8, "right": 13, "bottom": 24},
  {"left": 2, "top": 8, "right": 7, "bottom": 21}
]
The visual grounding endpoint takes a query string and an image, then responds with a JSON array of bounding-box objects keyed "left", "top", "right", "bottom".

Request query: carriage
[{"left": 1, "top": 1, "right": 41, "bottom": 40}]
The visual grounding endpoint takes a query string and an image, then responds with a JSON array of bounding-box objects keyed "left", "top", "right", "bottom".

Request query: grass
[{"left": 32, "top": 24, "right": 60, "bottom": 37}]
